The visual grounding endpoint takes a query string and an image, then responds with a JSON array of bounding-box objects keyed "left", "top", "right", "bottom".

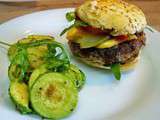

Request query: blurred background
[{"left": 0, "top": 0, "right": 159, "bottom": 31}]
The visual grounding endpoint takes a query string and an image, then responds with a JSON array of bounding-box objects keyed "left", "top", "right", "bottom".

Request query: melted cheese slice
[
  {"left": 67, "top": 27, "right": 84, "bottom": 40},
  {"left": 96, "top": 39, "right": 119, "bottom": 48},
  {"left": 67, "top": 27, "right": 136, "bottom": 48}
]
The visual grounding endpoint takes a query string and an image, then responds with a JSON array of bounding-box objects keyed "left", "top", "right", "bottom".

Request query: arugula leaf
[
  {"left": 11, "top": 45, "right": 30, "bottom": 81},
  {"left": 21, "top": 39, "right": 70, "bottom": 72},
  {"left": 60, "top": 11, "right": 89, "bottom": 36},
  {"left": 60, "top": 20, "right": 88, "bottom": 36},
  {"left": 60, "top": 25, "right": 74, "bottom": 36},
  {"left": 111, "top": 63, "right": 121, "bottom": 80},
  {"left": 44, "top": 41, "right": 70, "bottom": 72},
  {"left": 8, "top": 38, "right": 70, "bottom": 81},
  {"left": 74, "top": 20, "right": 88, "bottom": 27},
  {"left": 66, "top": 12, "right": 76, "bottom": 22},
  {"left": 23, "top": 39, "right": 54, "bottom": 47},
  {"left": 60, "top": 11, "right": 76, "bottom": 36}
]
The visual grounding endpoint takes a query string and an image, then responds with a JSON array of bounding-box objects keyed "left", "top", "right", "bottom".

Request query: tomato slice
[
  {"left": 115, "top": 35, "right": 129, "bottom": 41},
  {"left": 81, "top": 26, "right": 107, "bottom": 35},
  {"left": 79, "top": 25, "right": 129, "bottom": 42}
]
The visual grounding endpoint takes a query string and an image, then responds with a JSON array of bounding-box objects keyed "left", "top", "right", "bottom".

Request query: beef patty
[{"left": 68, "top": 32, "right": 145, "bottom": 66}]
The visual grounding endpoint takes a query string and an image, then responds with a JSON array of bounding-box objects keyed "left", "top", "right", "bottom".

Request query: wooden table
[{"left": 0, "top": 0, "right": 159, "bottom": 31}]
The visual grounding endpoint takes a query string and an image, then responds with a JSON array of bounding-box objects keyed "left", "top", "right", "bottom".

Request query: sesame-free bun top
[{"left": 76, "top": 0, "right": 147, "bottom": 36}]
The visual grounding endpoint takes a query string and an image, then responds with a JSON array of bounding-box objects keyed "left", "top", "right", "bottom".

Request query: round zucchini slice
[
  {"left": 29, "top": 65, "right": 48, "bottom": 89},
  {"left": 8, "top": 35, "right": 54, "bottom": 68},
  {"left": 8, "top": 44, "right": 18, "bottom": 62},
  {"left": 9, "top": 82, "right": 32, "bottom": 114},
  {"left": 18, "top": 35, "right": 54, "bottom": 44},
  {"left": 8, "top": 64, "right": 24, "bottom": 81},
  {"left": 27, "top": 35, "right": 54, "bottom": 42},
  {"left": 8, "top": 64, "right": 18, "bottom": 81},
  {"left": 64, "top": 64, "right": 86, "bottom": 90},
  {"left": 30, "top": 72, "right": 78, "bottom": 119},
  {"left": 8, "top": 63, "right": 31, "bottom": 82},
  {"left": 24, "top": 35, "right": 54, "bottom": 69},
  {"left": 27, "top": 45, "right": 48, "bottom": 69}
]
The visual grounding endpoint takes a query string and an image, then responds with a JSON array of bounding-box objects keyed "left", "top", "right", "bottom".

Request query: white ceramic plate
[{"left": 0, "top": 8, "right": 160, "bottom": 120}]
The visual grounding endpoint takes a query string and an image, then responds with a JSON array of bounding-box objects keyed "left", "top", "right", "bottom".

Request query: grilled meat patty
[{"left": 69, "top": 32, "right": 145, "bottom": 66}]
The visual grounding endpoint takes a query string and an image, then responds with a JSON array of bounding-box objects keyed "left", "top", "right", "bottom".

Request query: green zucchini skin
[
  {"left": 8, "top": 64, "right": 18, "bottom": 81},
  {"left": 64, "top": 64, "right": 86, "bottom": 91},
  {"left": 9, "top": 82, "right": 32, "bottom": 114},
  {"left": 30, "top": 72, "right": 78, "bottom": 119},
  {"left": 8, "top": 63, "right": 31, "bottom": 82},
  {"left": 8, "top": 44, "right": 18, "bottom": 62},
  {"left": 29, "top": 64, "right": 86, "bottom": 91},
  {"left": 29, "top": 65, "right": 48, "bottom": 89}
]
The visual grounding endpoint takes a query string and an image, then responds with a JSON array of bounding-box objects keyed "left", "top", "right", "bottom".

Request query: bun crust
[
  {"left": 76, "top": 56, "right": 139, "bottom": 71},
  {"left": 76, "top": 0, "right": 147, "bottom": 36}
]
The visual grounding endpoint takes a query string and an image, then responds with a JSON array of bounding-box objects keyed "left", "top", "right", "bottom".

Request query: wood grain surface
[{"left": 0, "top": 0, "right": 159, "bottom": 31}]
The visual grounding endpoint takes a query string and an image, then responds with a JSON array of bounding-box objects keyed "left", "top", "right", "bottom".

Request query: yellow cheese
[
  {"left": 67, "top": 27, "right": 84, "bottom": 40},
  {"left": 96, "top": 39, "right": 119, "bottom": 48},
  {"left": 67, "top": 27, "right": 137, "bottom": 49},
  {"left": 96, "top": 35, "right": 137, "bottom": 48}
]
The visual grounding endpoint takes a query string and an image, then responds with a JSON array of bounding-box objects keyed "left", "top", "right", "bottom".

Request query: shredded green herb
[
  {"left": 111, "top": 63, "right": 121, "bottom": 80},
  {"left": 60, "top": 20, "right": 88, "bottom": 36},
  {"left": 44, "top": 41, "right": 70, "bottom": 72},
  {"left": 60, "top": 25, "right": 74, "bottom": 36},
  {"left": 60, "top": 11, "right": 88, "bottom": 36},
  {"left": 10, "top": 44, "right": 30, "bottom": 81},
  {"left": 74, "top": 20, "right": 88, "bottom": 27},
  {"left": 1, "top": 38, "right": 70, "bottom": 82},
  {"left": 66, "top": 12, "right": 76, "bottom": 22}
]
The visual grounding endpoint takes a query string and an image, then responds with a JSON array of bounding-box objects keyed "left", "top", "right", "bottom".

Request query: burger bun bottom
[{"left": 75, "top": 55, "right": 140, "bottom": 71}]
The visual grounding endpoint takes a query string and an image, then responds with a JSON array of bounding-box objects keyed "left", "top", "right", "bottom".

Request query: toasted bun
[
  {"left": 76, "top": 0, "right": 147, "bottom": 36},
  {"left": 76, "top": 55, "right": 139, "bottom": 71}
]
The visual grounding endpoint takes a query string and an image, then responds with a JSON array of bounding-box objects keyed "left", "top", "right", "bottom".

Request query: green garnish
[
  {"left": 10, "top": 45, "right": 30, "bottom": 81},
  {"left": 60, "top": 20, "right": 88, "bottom": 36},
  {"left": 74, "top": 20, "right": 88, "bottom": 27},
  {"left": 60, "top": 25, "right": 74, "bottom": 36},
  {"left": 60, "top": 11, "right": 88, "bottom": 36},
  {"left": 6, "top": 38, "right": 70, "bottom": 82},
  {"left": 111, "top": 63, "right": 121, "bottom": 80},
  {"left": 66, "top": 12, "right": 76, "bottom": 22},
  {"left": 44, "top": 41, "right": 70, "bottom": 72}
]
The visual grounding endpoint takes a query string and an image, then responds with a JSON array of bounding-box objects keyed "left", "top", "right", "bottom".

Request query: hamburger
[{"left": 61, "top": 0, "right": 147, "bottom": 80}]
